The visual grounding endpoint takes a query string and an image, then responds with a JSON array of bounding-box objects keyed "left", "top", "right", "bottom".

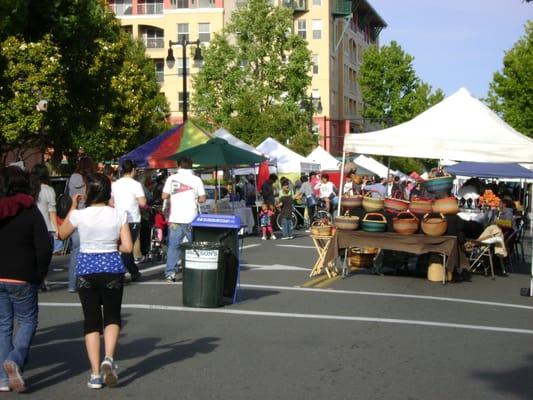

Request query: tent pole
[
  {"left": 338, "top": 151, "right": 346, "bottom": 216},
  {"left": 530, "top": 183, "right": 533, "bottom": 296}
]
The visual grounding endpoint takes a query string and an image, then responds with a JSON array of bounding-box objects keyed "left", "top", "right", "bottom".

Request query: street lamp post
[{"left": 166, "top": 38, "right": 203, "bottom": 122}]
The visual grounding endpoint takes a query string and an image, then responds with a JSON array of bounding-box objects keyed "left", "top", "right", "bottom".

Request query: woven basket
[
  {"left": 362, "top": 193, "right": 384, "bottom": 212},
  {"left": 432, "top": 197, "right": 459, "bottom": 215},
  {"left": 409, "top": 197, "right": 433, "bottom": 215},
  {"left": 361, "top": 212, "right": 387, "bottom": 232},
  {"left": 341, "top": 195, "right": 363, "bottom": 209},
  {"left": 310, "top": 221, "right": 333, "bottom": 236},
  {"left": 334, "top": 215, "right": 359, "bottom": 230},
  {"left": 384, "top": 197, "right": 409, "bottom": 214},
  {"left": 421, "top": 213, "right": 448, "bottom": 237},
  {"left": 424, "top": 169, "right": 454, "bottom": 194},
  {"left": 393, "top": 211, "right": 419, "bottom": 235},
  {"left": 349, "top": 247, "right": 378, "bottom": 269}
]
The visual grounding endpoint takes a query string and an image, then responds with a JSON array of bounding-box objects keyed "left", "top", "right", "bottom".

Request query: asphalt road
[{"left": 7, "top": 232, "right": 533, "bottom": 399}]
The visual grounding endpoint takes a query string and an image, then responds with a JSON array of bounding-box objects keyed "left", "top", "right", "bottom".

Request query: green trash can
[{"left": 181, "top": 242, "right": 227, "bottom": 308}]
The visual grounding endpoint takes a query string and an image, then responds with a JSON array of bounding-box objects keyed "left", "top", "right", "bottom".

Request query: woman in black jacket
[{"left": 0, "top": 166, "right": 52, "bottom": 393}]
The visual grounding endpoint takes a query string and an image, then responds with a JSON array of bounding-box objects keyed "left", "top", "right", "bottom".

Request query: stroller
[{"left": 145, "top": 205, "right": 167, "bottom": 263}]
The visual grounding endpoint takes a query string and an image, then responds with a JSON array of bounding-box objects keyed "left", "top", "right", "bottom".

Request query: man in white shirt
[
  {"left": 162, "top": 156, "right": 206, "bottom": 282},
  {"left": 111, "top": 160, "right": 146, "bottom": 281},
  {"left": 314, "top": 173, "right": 334, "bottom": 212}
]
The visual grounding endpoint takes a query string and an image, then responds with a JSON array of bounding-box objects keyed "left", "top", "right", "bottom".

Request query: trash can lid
[
  {"left": 192, "top": 214, "right": 242, "bottom": 229},
  {"left": 181, "top": 241, "right": 227, "bottom": 250}
]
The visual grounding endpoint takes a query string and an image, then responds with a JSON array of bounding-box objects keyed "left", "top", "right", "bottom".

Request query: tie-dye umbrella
[{"left": 119, "top": 121, "right": 212, "bottom": 169}]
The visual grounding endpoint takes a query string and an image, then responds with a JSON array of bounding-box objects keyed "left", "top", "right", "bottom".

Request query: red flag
[{"left": 257, "top": 161, "right": 270, "bottom": 192}]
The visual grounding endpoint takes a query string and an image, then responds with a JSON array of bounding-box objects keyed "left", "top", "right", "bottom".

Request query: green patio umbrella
[
  {"left": 167, "top": 137, "right": 265, "bottom": 212},
  {"left": 167, "top": 137, "right": 264, "bottom": 167}
]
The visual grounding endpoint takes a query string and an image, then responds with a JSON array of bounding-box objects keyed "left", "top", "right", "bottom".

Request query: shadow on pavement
[
  {"left": 26, "top": 314, "right": 219, "bottom": 391},
  {"left": 235, "top": 288, "right": 280, "bottom": 303},
  {"left": 471, "top": 354, "right": 533, "bottom": 399}
]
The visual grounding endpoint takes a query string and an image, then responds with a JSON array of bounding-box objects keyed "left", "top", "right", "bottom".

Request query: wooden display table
[
  {"left": 310, "top": 235, "right": 339, "bottom": 278},
  {"left": 323, "top": 231, "right": 469, "bottom": 284}
]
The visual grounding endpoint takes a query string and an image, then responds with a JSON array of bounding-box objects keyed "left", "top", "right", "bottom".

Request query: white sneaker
[
  {"left": 261, "top": 236, "right": 267, "bottom": 240},
  {"left": 281, "top": 237, "right": 290, "bottom": 240},
  {"left": 0, "top": 386, "right": 10, "bottom": 392},
  {"left": 270, "top": 235, "right": 277, "bottom": 240},
  {"left": 101, "top": 357, "right": 118, "bottom": 387}
]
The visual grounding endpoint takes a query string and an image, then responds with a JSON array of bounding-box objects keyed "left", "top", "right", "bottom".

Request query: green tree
[
  {"left": 0, "top": 35, "right": 68, "bottom": 162},
  {"left": 487, "top": 21, "right": 533, "bottom": 137},
  {"left": 358, "top": 41, "right": 444, "bottom": 172},
  {"left": 192, "top": 0, "right": 315, "bottom": 153},
  {"left": 0, "top": 0, "right": 169, "bottom": 163}
]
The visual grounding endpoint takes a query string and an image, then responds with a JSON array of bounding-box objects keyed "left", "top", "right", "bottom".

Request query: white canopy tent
[
  {"left": 257, "top": 137, "right": 319, "bottom": 174},
  {"left": 213, "top": 128, "right": 262, "bottom": 156},
  {"left": 353, "top": 154, "right": 407, "bottom": 179},
  {"left": 306, "top": 146, "right": 341, "bottom": 170},
  {"left": 342, "top": 87, "right": 533, "bottom": 294},
  {"left": 343, "top": 88, "right": 533, "bottom": 163}
]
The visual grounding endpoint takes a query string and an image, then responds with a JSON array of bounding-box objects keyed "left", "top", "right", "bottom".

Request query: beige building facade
[{"left": 107, "top": 0, "right": 386, "bottom": 155}]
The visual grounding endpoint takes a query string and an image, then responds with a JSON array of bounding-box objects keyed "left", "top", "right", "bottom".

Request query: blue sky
[{"left": 369, "top": 0, "right": 533, "bottom": 99}]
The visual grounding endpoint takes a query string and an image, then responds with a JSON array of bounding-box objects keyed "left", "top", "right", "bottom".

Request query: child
[
  {"left": 259, "top": 203, "right": 276, "bottom": 240},
  {"left": 278, "top": 183, "right": 294, "bottom": 240}
]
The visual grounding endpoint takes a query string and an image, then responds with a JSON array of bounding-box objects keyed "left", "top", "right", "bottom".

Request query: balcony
[
  {"left": 144, "top": 37, "right": 165, "bottom": 49},
  {"left": 332, "top": 0, "right": 352, "bottom": 16},
  {"left": 137, "top": 2, "right": 164, "bottom": 14},
  {"left": 283, "top": 0, "right": 308, "bottom": 12},
  {"left": 108, "top": 3, "right": 133, "bottom": 16}
]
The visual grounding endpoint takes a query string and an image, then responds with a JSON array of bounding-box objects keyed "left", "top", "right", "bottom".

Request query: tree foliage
[
  {"left": 487, "top": 21, "right": 533, "bottom": 138},
  {"left": 0, "top": 0, "right": 169, "bottom": 163},
  {"left": 192, "top": 0, "right": 315, "bottom": 153},
  {"left": 358, "top": 41, "right": 444, "bottom": 172}
]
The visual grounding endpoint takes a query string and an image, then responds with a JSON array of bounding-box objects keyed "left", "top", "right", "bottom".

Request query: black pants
[
  {"left": 77, "top": 273, "right": 124, "bottom": 335},
  {"left": 121, "top": 223, "right": 140, "bottom": 275}
]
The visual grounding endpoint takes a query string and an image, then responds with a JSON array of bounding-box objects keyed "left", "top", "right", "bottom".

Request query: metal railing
[
  {"left": 282, "top": 0, "right": 308, "bottom": 11},
  {"left": 144, "top": 37, "right": 165, "bottom": 49},
  {"left": 137, "top": 2, "right": 164, "bottom": 14},
  {"left": 332, "top": 0, "right": 351, "bottom": 15},
  {"left": 108, "top": 3, "right": 133, "bottom": 15}
]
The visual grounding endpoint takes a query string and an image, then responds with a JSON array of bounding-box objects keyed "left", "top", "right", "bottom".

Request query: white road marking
[
  {"left": 45, "top": 281, "right": 533, "bottom": 311},
  {"left": 242, "top": 244, "right": 261, "bottom": 250},
  {"left": 38, "top": 302, "right": 533, "bottom": 335},
  {"left": 241, "top": 263, "right": 310, "bottom": 271},
  {"left": 276, "top": 244, "right": 315, "bottom": 249}
]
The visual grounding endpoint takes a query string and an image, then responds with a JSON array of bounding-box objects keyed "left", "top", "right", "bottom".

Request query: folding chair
[
  {"left": 513, "top": 220, "right": 526, "bottom": 263},
  {"left": 463, "top": 240, "right": 495, "bottom": 280}
]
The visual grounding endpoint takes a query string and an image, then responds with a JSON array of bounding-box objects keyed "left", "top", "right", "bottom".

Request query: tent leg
[{"left": 338, "top": 151, "right": 346, "bottom": 216}]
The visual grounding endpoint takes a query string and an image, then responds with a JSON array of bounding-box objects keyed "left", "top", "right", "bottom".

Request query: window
[
  {"left": 110, "top": 0, "right": 132, "bottom": 15},
  {"left": 312, "top": 19, "right": 322, "bottom": 40},
  {"left": 198, "top": 0, "right": 214, "bottom": 7},
  {"left": 177, "top": 23, "right": 189, "bottom": 43},
  {"left": 154, "top": 59, "right": 164, "bottom": 83},
  {"left": 177, "top": 58, "right": 190, "bottom": 76},
  {"left": 312, "top": 54, "right": 319, "bottom": 75},
  {"left": 141, "top": 27, "right": 164, "bottom": 49},
  {"left": 198, "top": 23, "right": 211, "bottom": 43},
  {"left": 297, "top": 20, "right": 306, "bottom": 39},
  {"left": 312, "top": 0, "right": 320, "bottom": 5},
  {"left": 171, "top": 0, "right": 188, "bottom": 8},
  {"left": 178, "top": 92, "right": 189, "bottom": 112}
]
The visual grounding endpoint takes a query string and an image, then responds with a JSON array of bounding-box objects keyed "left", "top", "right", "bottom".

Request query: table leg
[
  {"left": 342, "top": 248, "right": 348, "bottom": 278},
  {"left": 489, "top": 245, "right": 495, "bottom": 280},
  {"left": 442, "top": 254, "right": 447, "bottom": 285}
]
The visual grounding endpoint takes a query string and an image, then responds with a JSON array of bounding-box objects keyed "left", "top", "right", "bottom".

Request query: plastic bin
[{"left": 181, "top": 242, "right": 228, "bottom": 308}]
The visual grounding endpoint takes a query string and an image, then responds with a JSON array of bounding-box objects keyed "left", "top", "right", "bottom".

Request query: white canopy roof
[
  {"left": 306, "top": 146, "right": 341, "bottom": 170},
  {"left": 353, "top": 154, "right": 406, "bottom": 179},
  {"left": 344, "top": 88, "right": 533, "bottom": 163},
  {"left": 213, "top": 128, "right": 262, "bottom": 155},
  {"left": 257, "top": 137, "right": 319, "bottom": 173}
]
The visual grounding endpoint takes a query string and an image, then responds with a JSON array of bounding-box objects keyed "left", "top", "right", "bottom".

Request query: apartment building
[{"left": 107, "top": 0, "right": 386, "bottom": 155}]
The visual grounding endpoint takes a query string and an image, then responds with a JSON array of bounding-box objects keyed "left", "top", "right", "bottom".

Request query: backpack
[{"left": 56, "top": 178, "right": 72, "bottom": 219}]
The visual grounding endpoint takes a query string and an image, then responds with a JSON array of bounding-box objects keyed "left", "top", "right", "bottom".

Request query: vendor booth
[
  {"left": 257, "top": 137, "right": 320, "bottom": 183},
  {"left": 119, "top": 121, "right": 212, "bottom": 169},
  {"left": 330, "top": 88, "right": 533, "bottom": 286}
]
